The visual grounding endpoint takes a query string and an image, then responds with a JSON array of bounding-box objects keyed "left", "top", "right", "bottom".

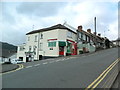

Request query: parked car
[
  {"left": 0, "top": 58, "right": 11, "bottom": 64},
  {"left": 11, "top": 59, "right": 24, "bottom": 64}
]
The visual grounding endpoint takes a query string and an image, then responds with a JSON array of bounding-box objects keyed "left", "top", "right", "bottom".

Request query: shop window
[{"left": 48, "top": 42, "right": 56, "bottom": 47}]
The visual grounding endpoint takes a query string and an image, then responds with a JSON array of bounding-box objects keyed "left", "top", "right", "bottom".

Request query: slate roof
[
  {"left": 26, "top": 24, "right": 77, "bottom": 35},
  {"left": 77, "top": 29, "right": 104, "bottom": 43}
]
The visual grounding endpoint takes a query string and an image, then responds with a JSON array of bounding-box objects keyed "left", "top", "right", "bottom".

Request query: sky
[{"left": 1, "top": 0, "right": 119, "bottom": 45}]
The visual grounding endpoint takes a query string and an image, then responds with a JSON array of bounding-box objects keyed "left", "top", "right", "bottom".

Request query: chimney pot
[
  {"left": 98, "top": 33, "right": 101, "bottom": 36},
  {"left": 87, "top": 29, "right": 91, "bottom": 33},
  {"left": 78, "top": 25, "right": 82, "bottom": 31},
  {"left": 93, "top": 32, "right": 97, "bottom": 35}
]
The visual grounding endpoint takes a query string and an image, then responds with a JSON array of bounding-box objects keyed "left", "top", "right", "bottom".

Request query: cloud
[
  {"left": 1, "top": 1, "right": 118, "bottom": 45},
  {"left": 16, "top": 2, "right": 68, "bottom": 17}
]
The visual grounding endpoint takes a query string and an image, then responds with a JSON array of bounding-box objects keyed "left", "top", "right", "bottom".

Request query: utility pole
[{"left": 94, "top": 17, "right": 97, "bottom": 36}]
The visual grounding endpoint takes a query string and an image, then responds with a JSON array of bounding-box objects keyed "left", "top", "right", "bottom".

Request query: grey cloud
[
  {"left": 16, "top": 2, "right": 68, "bottom": 17},
  {"left": 2, "top": 29, "right": 26, "bottom": 45},
  {"left": 2, "top": 3, "right": 16, "bottom": 24}
]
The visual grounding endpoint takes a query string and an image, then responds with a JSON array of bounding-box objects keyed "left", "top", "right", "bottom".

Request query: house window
[
  {"left": 33, "top": 46, "right": 37, "bottom": 55},
  {"left": 86, "top": 35, "right": 87, "bottom": 42},
  {"left": 19, "top": 46, "right": 25, "bottom": 51},
  {"left": 35, "top": 35, "right": 37, "bottom": 42},
  {"left": 67, "top": 31, "right": 72, "bottom": 38},
  {"left": 40, "top": 33, "right": 43, "bottom": 39},
  {"left": 28, "top": 37, "right": 30, "bottom": 41},
  {"left": 48, "top": 42, "right": 56, "bottom": 47},
  {"left": 39, "top": 43, "right": 43, "bottom": 51},
  {"left": 88, "top": 36, "right": 90, "bottom": 42},
  {"left": 29, "top": 46, "right": 31, "bottom": 51},
  {"left": 79, "top": 32, "right": 83, "bottom": 40},
  {"left": 83, "top": 34, "right": 86, "bottom": 41}
]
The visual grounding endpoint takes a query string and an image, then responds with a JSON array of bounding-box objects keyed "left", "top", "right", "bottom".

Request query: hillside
[{"left": 0, "top": 42, "right": 17, "bottom": 58}]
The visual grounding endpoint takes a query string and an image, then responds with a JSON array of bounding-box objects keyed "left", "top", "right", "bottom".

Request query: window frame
[
  {"left": 39, "top": 43, "right": 43, "bottom": 51},
  {"left": 48, "top": 42, "right": 56, "bottom": 47},
  {"left": 35, "top": 35, "right": 37, "bottom": 42},
  {"left": 67, "top": 31, "right": 72, "bottom": 38}
]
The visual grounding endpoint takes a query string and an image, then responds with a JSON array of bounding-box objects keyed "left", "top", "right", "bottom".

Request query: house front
[
  {"left": 77, "top": 26, "right": 96, "bottom": 54},
  {"left": 17, "top": 24, "right": 77, "bottom": 62}
]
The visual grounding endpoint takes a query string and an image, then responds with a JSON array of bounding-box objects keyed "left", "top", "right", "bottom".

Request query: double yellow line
[
  {"left": 0, "top": 64, "right": 24, "bottom": 75},
  {"left": 85, "top": 58, "right": 120, "bottom": 90}
]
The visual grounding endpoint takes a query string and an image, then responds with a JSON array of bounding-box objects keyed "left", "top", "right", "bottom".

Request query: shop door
[{"left": 59, "top": 46, "right": 64, "bottom": 56}]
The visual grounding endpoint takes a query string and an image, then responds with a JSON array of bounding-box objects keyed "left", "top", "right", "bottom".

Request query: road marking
[
  {"left": 0, "top": 64, "right": 24, "bottom": 75},
  {"left": 107, "top": 69, "right": 118, "bottom": 88},
  {"left": 43, "top": 62, "right": 48, "bottom": 64},
  {"left": 26, "top": 66, "right": 32, "bottom": 68},
  {"left": 49, "top": 61, "right": 55, "bottom": 63},
  {"left": 103, "top": 68, "right": 118, "bottom": 88},
  {"left": 65, "top": 58, "right": 69, "bottom": 60},
  {"left": 61, "top": 59, "right": 65, "bottom": 61},
  {"left": 56, "top": 59, "right": 61, "bottom": 62},
  {"left": 85, "top": 58, "right": 120, "bottom": 90},
  {"left": 34, "top": 64, "right": 40, "bottom": 66},
  {"left": 55, "top": 59, "right": 61, "bottom": 62},
  {"left": 70, "top": 57, "right": 76, "bottom": 59}
]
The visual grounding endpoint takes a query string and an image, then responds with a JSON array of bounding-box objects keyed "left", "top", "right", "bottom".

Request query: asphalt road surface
[{"left": 2, "top": 48, "right": 119, "bottom": 88}]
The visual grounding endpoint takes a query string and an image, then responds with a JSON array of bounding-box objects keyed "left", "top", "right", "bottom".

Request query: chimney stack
[
  {"left": 93, "top": 32, "right": 97, "bottom": 35},
  {"left": 87, "top": 29, "right": 91, "bottom": 33},
  {"left": 78, "top": 25, "right": 83, "bottom": 32},
  {"left": 98, "top": 33, "right": 101, "bottom": 36}
]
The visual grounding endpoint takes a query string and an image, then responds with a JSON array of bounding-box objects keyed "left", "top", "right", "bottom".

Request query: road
[{"left": 2, "top": 48, "right": 119, "bottom": 88}]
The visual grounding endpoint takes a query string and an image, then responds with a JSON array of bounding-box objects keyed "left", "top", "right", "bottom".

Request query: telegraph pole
[{"left": 94, "top": 17, "right": 97, "bottom": 36}]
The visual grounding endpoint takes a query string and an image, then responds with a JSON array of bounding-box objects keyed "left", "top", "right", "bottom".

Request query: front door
[
  {"left": 26, "top": 57, "right": 29, "bottom": 62},
  {"left": 59, "top": 46, "right": 64, "bottom": 56}
]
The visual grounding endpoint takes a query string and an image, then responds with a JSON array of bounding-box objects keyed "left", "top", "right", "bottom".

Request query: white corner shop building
[{"left": 17, "top": 24, "right": 77, "bottom": 62}]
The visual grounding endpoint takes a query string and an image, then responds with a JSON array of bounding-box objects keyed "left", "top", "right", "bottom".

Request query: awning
[
  {"left": 58, "top": 41, "right": 66, "bottom": 46},
  {"left": 67, "top": 41, "right": 71, "bottom": 46}
]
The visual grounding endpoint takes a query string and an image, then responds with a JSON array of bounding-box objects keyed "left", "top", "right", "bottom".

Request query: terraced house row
[{"left": 17, "top": 23, "right": 107, "bottom": 62}]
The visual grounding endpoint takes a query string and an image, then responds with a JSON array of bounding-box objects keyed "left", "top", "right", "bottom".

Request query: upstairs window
[
  {"left": 29, "top": 46, "right": 32, "bottom": 51},
  {"left": 79, "top": 32, "right": 83, "bottom": 40},
  {"left": 19, "top": 46, "right": 25, "bottom": 51},
  {"left": 40, "top": 33, "right": 43, "bottom": 39},
  {"left": 83, "top": 34, "right": 86, "bottom": 41},
  {"left": 33, "top": 46, "right": 37, "bottom": 55},
  {"left": 67, "top": 31, "right": 72, "bottom": 38},
  {"left": 35, "top": 35, "right": 37, "bottom": 42},
  {"left": 39, "top": 43, "right": 43, "bottom": 51}
]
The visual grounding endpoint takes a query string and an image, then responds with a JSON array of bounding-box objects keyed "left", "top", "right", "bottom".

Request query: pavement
[
  {"left": 111, "top": 71, "right": 120, "bottom": 89},
  {"left": 1, "top": 47, "right": 120, "bottom": 88},
  {"left": 0, "top": 64, "right": 19, "bottom": 73}
]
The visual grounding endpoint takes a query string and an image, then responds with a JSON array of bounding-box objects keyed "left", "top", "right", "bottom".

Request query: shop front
[
  {"left": 58, "top": 41, "right": 66, "bottom": 56},
  {"left": 66, "top": 39, "right": 77, "bottom": 56},
  {"left": 25, "top": 52, "right": 34, "bottom": 62}
]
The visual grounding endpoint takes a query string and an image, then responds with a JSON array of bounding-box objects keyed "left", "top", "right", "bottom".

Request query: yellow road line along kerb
[
  {"left": 102, "top": 64, "right": 118, "bottom": 88},
  {"left": 85, "top": 58, "right": 120, "bottom": 90},
  {"left": 91, "top": 60, "right": 119, "bottom": 90},
  {"left": 1, "top": 64, "right": 24, "bottom": 75},
  {"left": 105, "top": 68, "right": 118, "bottom": 88}
]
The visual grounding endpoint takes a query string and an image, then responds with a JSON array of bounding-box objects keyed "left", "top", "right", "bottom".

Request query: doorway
[
  {"left": 39, "top": 55, "right": 42, "bottom": 60},
  {"left": 59, "top": 46, "right": 64, "bottom": 56}
]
